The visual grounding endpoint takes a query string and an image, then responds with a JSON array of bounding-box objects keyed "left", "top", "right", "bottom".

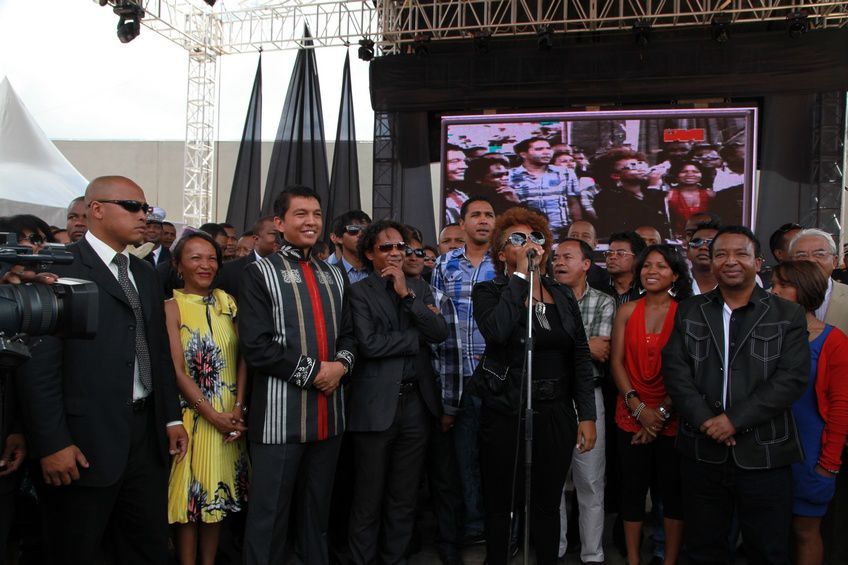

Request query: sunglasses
[
  {"left": 688, "top": 237, "right": 713, "bottom": 249},
  {"left": 506, "top": 231, "right": 546, "bottom": 248},
  {"left": 92, "top": 199, "right": 151, "bottom": 214},
  {"left": 22, "top": 233, "right": 45, "bottom": 246},
  {"left": 377, "top": 242, "right": 406, "bottom": 253},
  {"left": 344, "top": 224, "right": 366, "bottom": 236},
  {"left": 405, "top": 247, "right": 427, "bottom": 258},
  {"left": 423, "top": 256, "right": 436, "bottom": 263}
]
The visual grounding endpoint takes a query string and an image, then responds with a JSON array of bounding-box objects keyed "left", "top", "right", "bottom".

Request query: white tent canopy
[{"left": 0, "top": 77, "right": 87, "bottom": 226}]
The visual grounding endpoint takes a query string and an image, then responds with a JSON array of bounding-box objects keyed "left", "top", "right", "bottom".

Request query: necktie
[{"left": 113, "top": 253, "right": 153, "bottom": 392}]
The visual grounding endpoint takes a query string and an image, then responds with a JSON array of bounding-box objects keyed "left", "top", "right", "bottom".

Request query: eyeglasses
[
  {"left": 22, "top": 233, "right": 45, "bottom": 246},
  {"left": 792, "top": 250, "right": 835, "bottom": 260},
  {"left": 405, "top": 247, "right": 427, "bottom": 258},
  {"left": 616, "top": 161, "right": 648, "bottom": 172},
  {"left": 604, "top": 249, "right": 635, "bottom": 258},
  {"left": 377, "top": 242, "right": 406, "bottom": 253},
  {"left": 344, "top": 225, "right": 366, "bottom": 236},
  {"left": 688, "top": 237, "right": 713, "bottom": 249},
  {"left": 92, "top": 199, "right": 151, "bottom": 214},
  {"left": 505, "top": 231, "right": 546, "bottom": 248},
  {"left": 423, "top": 256, "right": 436, "bottom": 264}
]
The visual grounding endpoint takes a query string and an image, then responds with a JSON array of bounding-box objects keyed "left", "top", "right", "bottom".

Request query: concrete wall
[{"left": 54, "top": 140, "right": 375, "bottom": 227}]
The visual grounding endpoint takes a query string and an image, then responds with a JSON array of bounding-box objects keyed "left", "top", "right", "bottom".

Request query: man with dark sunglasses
[
  {"left": 687, "top": 220, "right": 721, "bottom": 295},
  {"left": 18, "top": 176, "right": 188, "bottom": 564},
  {"left": 328, "top": 210, "right": 371, "bottom": 283}
]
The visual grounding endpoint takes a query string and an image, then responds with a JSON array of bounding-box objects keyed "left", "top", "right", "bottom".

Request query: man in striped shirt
[{"left": 239, "top": 185, "right": 356, "bottom": 565}]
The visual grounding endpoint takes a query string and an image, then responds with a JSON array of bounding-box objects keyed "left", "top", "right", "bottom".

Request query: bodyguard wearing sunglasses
[
  {"left": 687, "top": 220, "right": 721, "bottom": 295},
  {"left": 347, "top": 220, "right": 448, "bottom": 564},
  {"left": 17, "top": 176, "right": 188, "bottom": 564},
  {"left": 469, "top": 206, "right": 596, "bottom": 565},
  {"left": 327, "top": 210, "right": 371, "bottom": 283}
]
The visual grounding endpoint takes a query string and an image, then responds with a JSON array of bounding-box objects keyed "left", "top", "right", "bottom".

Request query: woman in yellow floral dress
[{"left": 164, "top": 231, "right": 248, "bottom": 565}]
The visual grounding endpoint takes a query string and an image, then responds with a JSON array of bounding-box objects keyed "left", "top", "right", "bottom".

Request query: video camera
[{"left": 0, "top": 233, "right": 98, "bottom": 368}]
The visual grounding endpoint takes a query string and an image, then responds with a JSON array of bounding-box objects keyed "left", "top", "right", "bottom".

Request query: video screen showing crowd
[{"left": 444, "top": 120, "right": 749, "bottom": 243}]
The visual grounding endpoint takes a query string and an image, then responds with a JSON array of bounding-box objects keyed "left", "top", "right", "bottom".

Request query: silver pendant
[{"left": 534, "top": 302, "right": 551, "bottom": 330}]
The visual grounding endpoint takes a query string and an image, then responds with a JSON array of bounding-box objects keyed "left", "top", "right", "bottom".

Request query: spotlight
[
  {"left": 711, "top": 15, "right": 731, "bottom": 43},
  {"left": 113, "top": 1, "right": 144, "bottom": 44},
  {"left": 633, "top": 19, "right": 651, "bottom": 46},
  {"left": 786, "top": 10, "right": 809, "bottom": 38},
  {"left": 474, "top": 30, "right": 491, "bottom": 54},
  {"left": 537, "top": 25, "right": 553, "bottom": 51},
  {"left": 413, "top": 33, "right": 430, "bottom": 56},
  {"left": 358, "top": 38, "right": 375, "bottom": 61}
]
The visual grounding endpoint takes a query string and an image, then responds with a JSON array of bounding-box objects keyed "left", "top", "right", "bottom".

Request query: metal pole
[{"left": 523, "top": 253, "right": 536, "bottom": 565}]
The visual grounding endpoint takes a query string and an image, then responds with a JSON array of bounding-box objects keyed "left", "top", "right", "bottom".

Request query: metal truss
[{"left": 371, "top": 111, "right": 396, "bottom": 220}]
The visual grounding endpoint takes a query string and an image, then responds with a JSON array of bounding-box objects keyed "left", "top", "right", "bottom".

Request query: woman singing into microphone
[{"left": 469, "top": 206, "right": 597, "bottom": 565}]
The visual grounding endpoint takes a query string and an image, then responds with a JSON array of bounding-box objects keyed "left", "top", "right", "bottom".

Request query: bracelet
[
  {"left": 818, "top": 462, "right": 840, "bottom": 475},
  {"left": 193, "top": 396, "right": 205, "bottom": 410},
  {"left": 632, "top": 402, "right": 647, "bottom": 420},
  {"left": 624, "top": 389, "right": 639, "bottom": 402}
]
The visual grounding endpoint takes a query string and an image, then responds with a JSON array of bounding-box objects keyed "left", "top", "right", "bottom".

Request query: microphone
[{"left": 527, "top": 248, "right": 538, "bottom": 260}]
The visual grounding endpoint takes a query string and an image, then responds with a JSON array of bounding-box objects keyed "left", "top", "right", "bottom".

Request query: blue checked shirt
[
  {"left": 509, "top": 164, "right": 578, "bottom": 231},
  {"left": 576, "top": 284, "right": 616, "bottom": 379},
  {"left": 431, "top": 247, "right": 496, "bottom": 379},
  {"left": 430, "top": 286, "right": 463, "bottom": 415}
]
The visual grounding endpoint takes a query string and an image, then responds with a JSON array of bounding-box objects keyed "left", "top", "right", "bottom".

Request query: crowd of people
[
  {"left": 445, "top": 139, "right": 746, "bottom": 241},
  {"left": 0, "top": 173, "right": 847, "bottom": 565}
]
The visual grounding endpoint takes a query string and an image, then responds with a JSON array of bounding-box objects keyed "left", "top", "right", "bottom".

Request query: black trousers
[
  {"left": 348, "top": 389, "right": 431, "bottom": 565},
  {"left": 681, "top": 456, "right": 793, "bottom": 565},
  {"left": 37, "top": 405, "right": 169, "bottom": 565},
  {"left": 479, "top": 401, "right": 576, "bottom": 565},
  {"left": 425, "top": 415, "right": 464, "bottom": 561},
  {"left": 616, "top": 431, "right": 683, "bottom": 522},
  {"left": 243, "top": 435, "right": 342, "bottom": 565}
]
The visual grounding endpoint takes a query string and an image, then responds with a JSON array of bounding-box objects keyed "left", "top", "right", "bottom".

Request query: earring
[
  {"left": 177, "top": 271, "right": 184, "bottom": 280},
  {"left": 667, "top": 286, "right": 677, "bottom": 298}
]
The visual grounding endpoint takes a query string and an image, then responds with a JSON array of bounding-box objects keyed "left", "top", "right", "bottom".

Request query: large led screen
[{"left": 441, "top": 107, "right": 758, "bottom": 242}]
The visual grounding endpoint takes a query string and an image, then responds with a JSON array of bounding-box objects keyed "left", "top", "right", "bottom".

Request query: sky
[{"left": 0, "top": 0, "right": 375, "bottom": 141}]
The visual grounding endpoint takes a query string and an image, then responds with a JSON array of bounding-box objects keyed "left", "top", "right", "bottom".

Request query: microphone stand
[{"left": 522, "top": 250, "right": 536, "bottom": 565}]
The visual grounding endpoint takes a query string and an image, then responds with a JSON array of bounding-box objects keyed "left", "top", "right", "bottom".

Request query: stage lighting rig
[
  {"left": 633, "top": 19, "right": 652, "bottom": 46},
  {"left": 474, "top": 30, "right": 492, "bottom": 54},
  {"left": 113, "top": 1, "right": 145, "bottom": 43},
  {"left": 358, "top": 38, "right": 375, "bottom": 61},
  {"left": 711, "top": 15, "right": 731, "bottom": 43},
  {"left": 536, "top": 25, "right": 553, "bottom": 51},
  {"left": 787, "top": 10, "right": 809, "bottom": 38}
]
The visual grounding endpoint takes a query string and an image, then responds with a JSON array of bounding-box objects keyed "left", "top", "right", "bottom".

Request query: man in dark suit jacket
[
  {"left": 216, "top": 215, "right": 279, "bottom": 299},
  {"left": 17, "top": 176, "right": 188, "bottom": 564},
  {"left": 347, "top": 220, "right": 448, "bottom": 565},
  {"left": 663, "top": 225, "right": 809, "bottom": 565},
  {"left": 143, "top": 209, "right": 172, "bottom": 267}
]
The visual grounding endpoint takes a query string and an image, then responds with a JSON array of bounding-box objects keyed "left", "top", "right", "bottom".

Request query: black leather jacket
[
  {"left": 663, "top": 286, "right": 810, "bottom": 470},
  {"left": 468, "top": 273, "right": 596, "bottom": 420}
]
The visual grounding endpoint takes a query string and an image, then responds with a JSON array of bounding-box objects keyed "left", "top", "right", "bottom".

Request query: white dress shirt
[
  {"left": 722, "top": 302, "right": 732, "bottom": 408},
  {"left": 816, "top": 277, "right": 834, "bottom": 322}
]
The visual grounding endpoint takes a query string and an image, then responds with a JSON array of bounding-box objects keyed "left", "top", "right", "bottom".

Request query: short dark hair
[
  {"left": 172, "top": 230, "right": 223, "bottom": 270},
  {"left": 220, "top": 222, "right": 235, "bottom": 230},
  {"left": 772, "top": 260, "right": 828, "bottom": 312},
  {"left": 251, "top": 215, "right": 276, "bottom": 234},
  {"left": 198, "top": 223, "right": 226, "bottom": 240},
  {"left": 557, "top": 237, "right": 594, "bottom": 262},
  {"left": 711, "top": 225, "right": 762, "bottom": 258},
  {"left": 423, "top": 244, "right": 438, "bottom": 257},
  {"left": 608, "top": 231, "right": 647, "bottom": 256},
  {"left": 0, "top": 214, "right": 55, "bottom": 244},
  {"left": 445, "top": 143, "right": 464, "bottom": 153},
  {"left": 240, "top": 230, "right": 255, "bottom": 238},
  {"left": 404, "top": 225, "right": 423, "bottom": 245},
  {"left": 514, "top": 137, "right": 549, "bottom": 156},
  {"left": 769, "top": 222, "right": 803, "bottom": 259},
  {"left": 273, "top": 185, "right": 321, "bottom": 218},
  {"left": 634, "top": 244, "right": 693, "bottom": 301},
  {"left": 692, "top": 219, "right": 722, "bottom": 233},
  {"left": 312, "top": 241, "right": 330, "bottom": 255},
  {"left": 163, "top": 221, "right": 175, "bottom": 229},
  {"left": 357, "top": 219, "right": 407, "bottom": 271},
  {"left": 331, "top": 210, "right": 372, "bottom": 237},
  {"left": 460, "top": 195, "right": 494, "bottom": 221}
]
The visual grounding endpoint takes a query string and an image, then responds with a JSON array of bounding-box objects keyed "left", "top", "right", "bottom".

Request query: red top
[
  {"left": 615, "top": 299, "right": 678, "bottom": 436},
  {"left": 816, "top": 327, "right": 848, "bottom": 470},
  {"left": 668, "top": 188, "right": 712, "bottom": 236}
]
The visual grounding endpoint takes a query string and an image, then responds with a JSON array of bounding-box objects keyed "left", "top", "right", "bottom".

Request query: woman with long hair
[
  {"left": 610, "top": 244, "right": 692, "bottom": 565},
  {"left": 165, "top": 231, "right": 249, "bottom": 565},
  {"left": 470, "top": 206, "right": 597, "bottom": 565},
  {"left": 666, "top": 161, "right": 714, "bottom": 240},
  {"left": 771, "top": 260, "right": 848, "bottom": 565}
]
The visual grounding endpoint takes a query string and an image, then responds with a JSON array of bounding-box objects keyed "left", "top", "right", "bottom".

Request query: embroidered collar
[{"left": 278, "top": 239, "right": 311, "bottom": 261}]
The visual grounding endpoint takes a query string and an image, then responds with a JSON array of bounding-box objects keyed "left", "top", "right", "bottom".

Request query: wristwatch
[{"left": 403, "top": 290, "right": 417, "bottom": 302}]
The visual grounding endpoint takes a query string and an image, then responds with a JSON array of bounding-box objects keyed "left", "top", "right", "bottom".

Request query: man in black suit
[
  {"left": 347, "top": 220, "right": 449, "bottom": 565},
  {"left": 143, "top": 208, "right": 171, "bottom": 267},
  {"left": 663, "top": 225, "right": 809, "bottom": 564},
  {"left": 17, "top": 175, "right": 188, "bottom": 564},
  {"left": 216, "top": 215, "right": 279, "bottom": 299}
]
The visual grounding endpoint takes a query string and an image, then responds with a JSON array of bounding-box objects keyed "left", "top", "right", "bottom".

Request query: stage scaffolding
[{"left": 94, "top": 0, "right": 848, "bottom": 224}]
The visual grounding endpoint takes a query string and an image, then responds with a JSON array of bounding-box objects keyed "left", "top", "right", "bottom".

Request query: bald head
[{"left": 85, "top": 176, "right": 149, "bottom": 251}]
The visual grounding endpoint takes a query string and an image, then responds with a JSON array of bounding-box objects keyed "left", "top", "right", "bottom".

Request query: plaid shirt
[
  {"left": 430, "top": 286, "right": 462, "bottom": 415},
  {"left": 509, "top": 164, "right": 578, "bottom": 231},
  {"left": 431, "top": 247, "right": 496, "bottom": 378},
  {"left": 577, "top": 284, "right": 616, "bottom": 379}
]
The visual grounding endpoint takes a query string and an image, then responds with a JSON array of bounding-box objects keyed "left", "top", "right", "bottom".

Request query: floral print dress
[{"left": 167, "top": 289, "right": 248, "bottom": 524}]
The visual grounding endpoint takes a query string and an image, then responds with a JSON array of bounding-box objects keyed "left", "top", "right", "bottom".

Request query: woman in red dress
[
  {"left": 666, "top": 162, "right": 714, "bottom": 240},
  {"left": 611, "top": 244, "right": 693, "bottom": 565}
]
